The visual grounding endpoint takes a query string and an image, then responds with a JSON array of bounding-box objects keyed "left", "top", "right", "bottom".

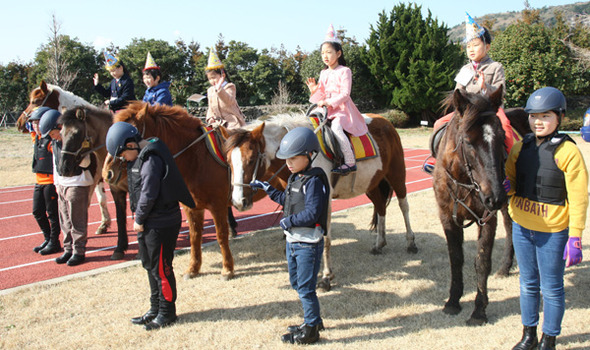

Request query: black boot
[
  {"left": 55, "top": 252, "right": 72, "bottom": 264},
  {"left": 538, "top": 334, "right": 556, "bottom": 350},
  {"left": 144, "top": 302, "right": 177, "bottom": 331},
  {"left": 131, "top": 309, "right": 158, "bottom": 325},
  {"left": 39, "top": 240, "right": 61, "bottom": 255},
  {"left": 287, "top": 321, "right": 324, "bottom": 333},
  {"left": 66, "top": 254, "right": 85, "bottom": 266},
  {"left": 512, "top": 326, "right": 538, "bottom": 350},
  {"left": 33, "top": 240, "right": 49, "bottom": 253},
  {"left": 282, "top": 324, "right": 320, "bottom": 344}
]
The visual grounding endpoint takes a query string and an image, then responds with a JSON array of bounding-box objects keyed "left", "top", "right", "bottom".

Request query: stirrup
[
  {"left": 422, "top": 156, "right": 436, "bottom": 175},
  {"left": 332, "top": 164, "right": 357, "bottom": 175}
]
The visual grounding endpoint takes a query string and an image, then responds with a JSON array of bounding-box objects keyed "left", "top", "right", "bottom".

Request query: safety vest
[
  {"left": 283, "top": 167, "right": 329, "bottom": 233},
  {"left": 32, "top": 135, "right": 54, "bottom": 174},
  {"left": 128, "top": 138, "right": 195, "bottom": 213},
  {"left": 515, "top": 133, "right": 573, "bottom": 206}
]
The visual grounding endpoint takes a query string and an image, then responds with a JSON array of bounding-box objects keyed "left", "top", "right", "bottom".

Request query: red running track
[{"left": 0, "top": 148, "right": 431, "bottom": 291}]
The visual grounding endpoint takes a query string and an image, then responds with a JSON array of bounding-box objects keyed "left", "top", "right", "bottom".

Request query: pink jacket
[
  {"left": 310, "top": 65, "right": 368, "bottom": 136},
  {"left": 207, "top": 82, "right": 246, "bottom": 129}
]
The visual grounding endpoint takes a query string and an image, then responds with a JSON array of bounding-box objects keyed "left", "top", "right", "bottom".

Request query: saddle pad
[
  {"left": 309, "top": 117, "right": 378, "bottom": 161},
  {"left": 201, "top": 126, "right": 227, "bottom": 167}
]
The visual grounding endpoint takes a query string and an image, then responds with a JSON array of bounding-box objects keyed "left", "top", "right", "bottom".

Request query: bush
[{"left": 383, "top": 109, "right": 410, "bottom": 128}]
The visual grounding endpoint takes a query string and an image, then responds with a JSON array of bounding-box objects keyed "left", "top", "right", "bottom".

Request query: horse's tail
[{"left": 370, "top": 179, "right": 393, "bottom": 231}]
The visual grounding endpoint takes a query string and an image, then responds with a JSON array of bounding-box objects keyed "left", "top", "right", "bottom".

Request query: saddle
[{"left": 201, "top": 125, "right": 228, "bottom": 167}]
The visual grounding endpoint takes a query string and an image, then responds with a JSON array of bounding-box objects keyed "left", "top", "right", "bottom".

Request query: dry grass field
[{"left": 0, "top": 126, "right": 589, "bottom": 349}]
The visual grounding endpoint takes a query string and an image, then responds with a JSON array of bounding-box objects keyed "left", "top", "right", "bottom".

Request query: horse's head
[
  {"left": 103, "top": 153, "right": 128, "bottom": 191},
  {"left": 58, "top": 107, "right": 108, "bottom": 176},
  {"left": 225, "top": 123, "right": 270, "bottom": 211},
  {"left": 439, "top": 87, "right": 507, "bottom": 212},
  {"left": 17, "top": 81, "right": 61, "bottom": 132}
]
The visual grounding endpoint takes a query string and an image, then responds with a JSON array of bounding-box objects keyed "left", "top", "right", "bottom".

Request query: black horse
[{"left": 433, "top": 87, "right": 508, "bottom": 326}]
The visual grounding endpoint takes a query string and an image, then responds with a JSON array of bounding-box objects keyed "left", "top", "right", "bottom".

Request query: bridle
[
  {"left": 60, "top": 119, "right": 105, "bottom": 160},
  {"left": 444, "top": 110, "right": 499, "bottom": 228},
  {"left": 23, "top": 89, "right": 54, "bottom": 120}
]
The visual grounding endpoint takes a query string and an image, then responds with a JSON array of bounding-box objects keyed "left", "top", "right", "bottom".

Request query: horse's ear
[
  {"left": 40, "top": 80, "right": 48, "bottom": 93},
  {"left": 75, "top": 107, "right": 86, "bottom": 121},
  {"left": 141, "top": 102, "right": 149, "bottom": 118},
  {"left": 489, "top": 85, "right": 503, "bottom": 109},
  {"left": 251, "top": 122, "right": 266, "bottom": 141},
  {"left": 452, "top": 89, "right": 468, "bottom": 116}
]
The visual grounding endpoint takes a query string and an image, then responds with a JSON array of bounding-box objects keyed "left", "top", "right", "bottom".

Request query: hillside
[{"left": 447, "top": 1, "right": 590, "bottom": 42}]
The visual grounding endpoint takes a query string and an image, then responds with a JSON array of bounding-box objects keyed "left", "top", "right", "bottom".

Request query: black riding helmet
[
  {"left": 276, "top": 127, "right": 320, "bottom": 160},
  {"left": 106, "top": 121, "right": 141, "bottom": 156},
  {"left": 29, "top": 106, "right": 52, "bottom": 121},
  {"left": 524, "top": 87, "right": 566, "bottom": 116},
  {"left": 38, "top": 109, "right": 62, "bottom": 138}
]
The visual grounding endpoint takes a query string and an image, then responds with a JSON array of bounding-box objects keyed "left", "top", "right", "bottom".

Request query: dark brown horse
[
  {"left": 225, "top": 113, "right": 417, "bottom": 291},
  {"left": 103, "top": 102, "right": 234, "bottom": 279},
  {"left": 58, "top": 107, "right": 129, "bottom": 259},
  {"left": 433, "top": 87, "right": 507, "bottom": 326}
]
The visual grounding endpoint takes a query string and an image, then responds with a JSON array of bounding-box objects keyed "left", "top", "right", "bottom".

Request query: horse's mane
[
  {"left": 42, "top": 84, "right": 93, "bottom": 107},
  {"left": 442, "top": 90, "right": 500, "bottom": 133},
  {"left": 59, "top": 106, "right": 112, "bottom": 126},
  {"left": 114, "top": 101, "right": 203, "bottom": 134}
]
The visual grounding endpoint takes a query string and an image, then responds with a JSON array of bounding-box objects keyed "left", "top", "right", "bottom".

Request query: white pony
[{"left": 19, "top": 80, "right": 112, "bottom": 235}]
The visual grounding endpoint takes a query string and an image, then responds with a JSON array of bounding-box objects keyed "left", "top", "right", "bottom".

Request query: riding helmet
[
  {"left": 106, "top": 121, "right": 141, "bottom": 156},
  {"left": 524, "top": 87, "right": 567, "bottom": 115},
  {"left": 38, "top": 109, "right": 62, "bottom": 138},
  {"left": 276, "top": 127, "right": 320, "bottom": 159},
  {"left": 29, "top": 106, "right": 52, "bottom": 121}
]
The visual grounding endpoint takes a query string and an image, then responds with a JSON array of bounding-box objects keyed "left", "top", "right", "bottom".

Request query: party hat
[
  {"left": 206, "top": 48, "right": 224, "bottom": 70},
  {"left": 324, "top": 24, "right": 340, "bottom": 43},
  {"left": 103, "top": 51, "right": 119, "bottom": 70},
  {"left": 464, "top": 12, "right": 485, "bottom": 43},
  {"left": 143, "top": 52, "right": 160, "bottom": 71}
]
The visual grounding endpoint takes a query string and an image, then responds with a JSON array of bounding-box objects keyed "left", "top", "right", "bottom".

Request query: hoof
[
  {"left": 95, "top": 225, "right": 109, "bottom": 235},
  {"left": 230, "top": 227, "right": 238, "bottom": 238},
  {"left": 221, "top": 272, "right": 235, "bottom": 281},
  {"left": 495, "top": 268, "right": 511, "bottom": 278},
  {"left": 110, "top": 251, "right": 125, "bottom": 260},
  {"left": 370, "top": 246, "right": 383, "bottom": 255},
  {"left": 466, "top": 316, "right": 487, "bottom": 326},
  {"left": 183, "top": 271, "right": 199, "bottom": 280},
  {"left": 443, "top": 303, "right": 462, "bottom": 316},
  {"left": 317, "top": 277, "right": 331, "bottom": 292},
  {"left": 406, "top": 243, "right": 418, "bottom": 254}
]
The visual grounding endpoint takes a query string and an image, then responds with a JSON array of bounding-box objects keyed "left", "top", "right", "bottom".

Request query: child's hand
[
  {"left": 317, "top": 100, "right": 330, "bottom": 108},
  {"left": 475, "top": 69, "right": 485, "bottom": 90},
  {"left": 306, "top": 78, "right": 317, "bottom": 94},
  {"left": 133, "top": 222, "right": 144, "bottom": 232},
  {"left": 93, "top": 73, "right": 99, "bottom": 86},
  {"left": 215, "top": 76, "right": 225, "bottom": 90},
  {"left": 563, "top": 237, "right": 583, "bottom": 267}
]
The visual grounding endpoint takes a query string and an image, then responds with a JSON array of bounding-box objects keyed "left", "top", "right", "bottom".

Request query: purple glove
[
  {"left": 280, "top": 217, "right": 291, "bottom": 231},
  {"left": 503, "top": 177, "right": 511, "bottom": 193},
  {"left": 563, "top": 237, "right": 583, "bottom": 267}
]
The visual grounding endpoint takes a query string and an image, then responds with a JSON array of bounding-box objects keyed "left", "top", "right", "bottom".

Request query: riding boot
[
  {"left": 131, "top": 306, "right": 159, "bottom": 325},
  {"left": 33, "top": 240, "right": 49, "bottom": 253},
  {"left": 287, "top": 321, "right": 324, "bottom": 333},
  {"left": 39, "top": 239, "right": 61, "bottom": 255},
  {"left": 511, "top": 326, "right": 538, "bottom": 350},
  {"left": 282, "top": 324, "right": 320, "bottom": 344},
  {"left": 144, "top": 301, "right": 177, "bottom": 331},
  {"left": 538, "top": 334, "right": 556, "bottom": 350}
]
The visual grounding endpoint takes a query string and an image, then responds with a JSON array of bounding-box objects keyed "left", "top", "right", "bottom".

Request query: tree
[
  {"left": 492, "top": 21, "right": 590, "bottom": 107},
  {"left": 0, "top": 62, "right": 32, "bottom": 113},
  {"left": 364, "top": 3, "right": 463, "bottom": 123}
]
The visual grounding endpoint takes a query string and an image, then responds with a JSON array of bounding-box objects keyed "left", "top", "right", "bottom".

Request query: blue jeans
[
  {"left": 512, "top": 222, "right": 568, "bottom": 336},
  {"left": 286, "top": 239, "right": 324, "bottom": 327}
]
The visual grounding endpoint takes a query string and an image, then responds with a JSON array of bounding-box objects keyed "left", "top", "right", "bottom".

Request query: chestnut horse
[
  {"left": 17, "top": 81, "right": 114, "bottom": 237},
  {"left": 432, "top": 87, "right": 507, "bottom": 326},
  {"left": 58, "top": 107, "right": 129, "bottom": 259},
  {"left": 225, "top": 113, "right": 417, "bottom": 291},
  {"left": 103, "top": 102, "right": 234, "bottom": 279}
]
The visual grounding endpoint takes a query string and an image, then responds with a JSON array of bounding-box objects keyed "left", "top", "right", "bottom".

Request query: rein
[{"left": 444, "top": 111, "right": 498, "bottom": 228}]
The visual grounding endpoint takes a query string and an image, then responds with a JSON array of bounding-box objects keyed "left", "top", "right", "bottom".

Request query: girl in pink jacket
[{"left": 307, "top": 25, "right": 368, "bottom": 175}]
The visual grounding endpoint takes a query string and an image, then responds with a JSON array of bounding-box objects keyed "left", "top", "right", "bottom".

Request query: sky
[{"left": 0, "top": 0, "right": 579, "bottom": 65}]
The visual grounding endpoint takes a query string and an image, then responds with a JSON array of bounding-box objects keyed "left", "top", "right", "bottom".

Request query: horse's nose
[
  {"left": 484, "top": 191, "right": 506, "bottom": 211},
  {"left": 241, "top": 198, "right": 249, "bottom": 209},
  {"left": 106, "top": 170, "right": 114, "bottom": 182}
]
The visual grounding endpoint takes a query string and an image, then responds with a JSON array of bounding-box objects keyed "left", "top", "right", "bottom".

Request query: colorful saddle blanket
[
  {"left": 309, "top": 117, "right": 378, "bottom": 161},
  {"left": 201, "top": 126, "right": 227, "bottom": 167}
]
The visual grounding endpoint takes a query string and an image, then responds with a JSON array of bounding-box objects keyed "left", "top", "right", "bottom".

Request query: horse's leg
[
  {"left": 210, "top": 205, "right": 234, "bottom": 280},
  {"left": 228, "top": 206, "right": 238, "bottom": 238},
  {"left": 317, "top": 204, "right": 333, "bottom": 291},
  {"left": 366, "top": 183, "right": 388, "bottom": 255},
  {"left": 496, "top": 206, "right": 514, "bottom": 277},
  {"left": 94, "top": 180, "right": 112, "bottom": 235},
  {"left": 110, "top": 187, "right": 128, "bottom": 260},
  {"left": 398, "top": 196, "right": 417, "bottom": 254},
  {"left": 468, "top": 218, "right": 497, "bottom": 326},
  {"left": 183, "top": 207, "right": 205, "bottom": 280},
  {"left": 442, "top": 221, "right": 464, "bottom": 315}
]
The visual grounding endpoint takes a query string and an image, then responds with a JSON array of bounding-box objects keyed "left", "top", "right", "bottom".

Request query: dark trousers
[
  {"left": 138, "top": 224, "right": 180, "bottom": 316},
  {"left": 32, "top": 183, "right": 60, "bottom": 242}
]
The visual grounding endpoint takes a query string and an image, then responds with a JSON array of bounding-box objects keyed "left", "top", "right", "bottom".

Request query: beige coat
[
  {"left": 206, "top": 83, "right": 246, "bottom": 129},
  {"left": 454, "top": 56, "right": 505, "bottom": 97}
]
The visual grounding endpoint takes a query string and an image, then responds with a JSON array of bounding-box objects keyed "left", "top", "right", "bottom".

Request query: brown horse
[
  {"left": 225, "top": 113, "right": 417, "bottom": 291},
  {"left": 433, "top": 87, "right": 507, "bottom": 326},
  {"left": 17, "top": 81, "right": 114, "bottom": 237},
  {"left": 103, "top": 102, "right": 234, "bottom": 279},
  {"left": 58, "top": 107, "right": 129, "bottom": 259}
]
